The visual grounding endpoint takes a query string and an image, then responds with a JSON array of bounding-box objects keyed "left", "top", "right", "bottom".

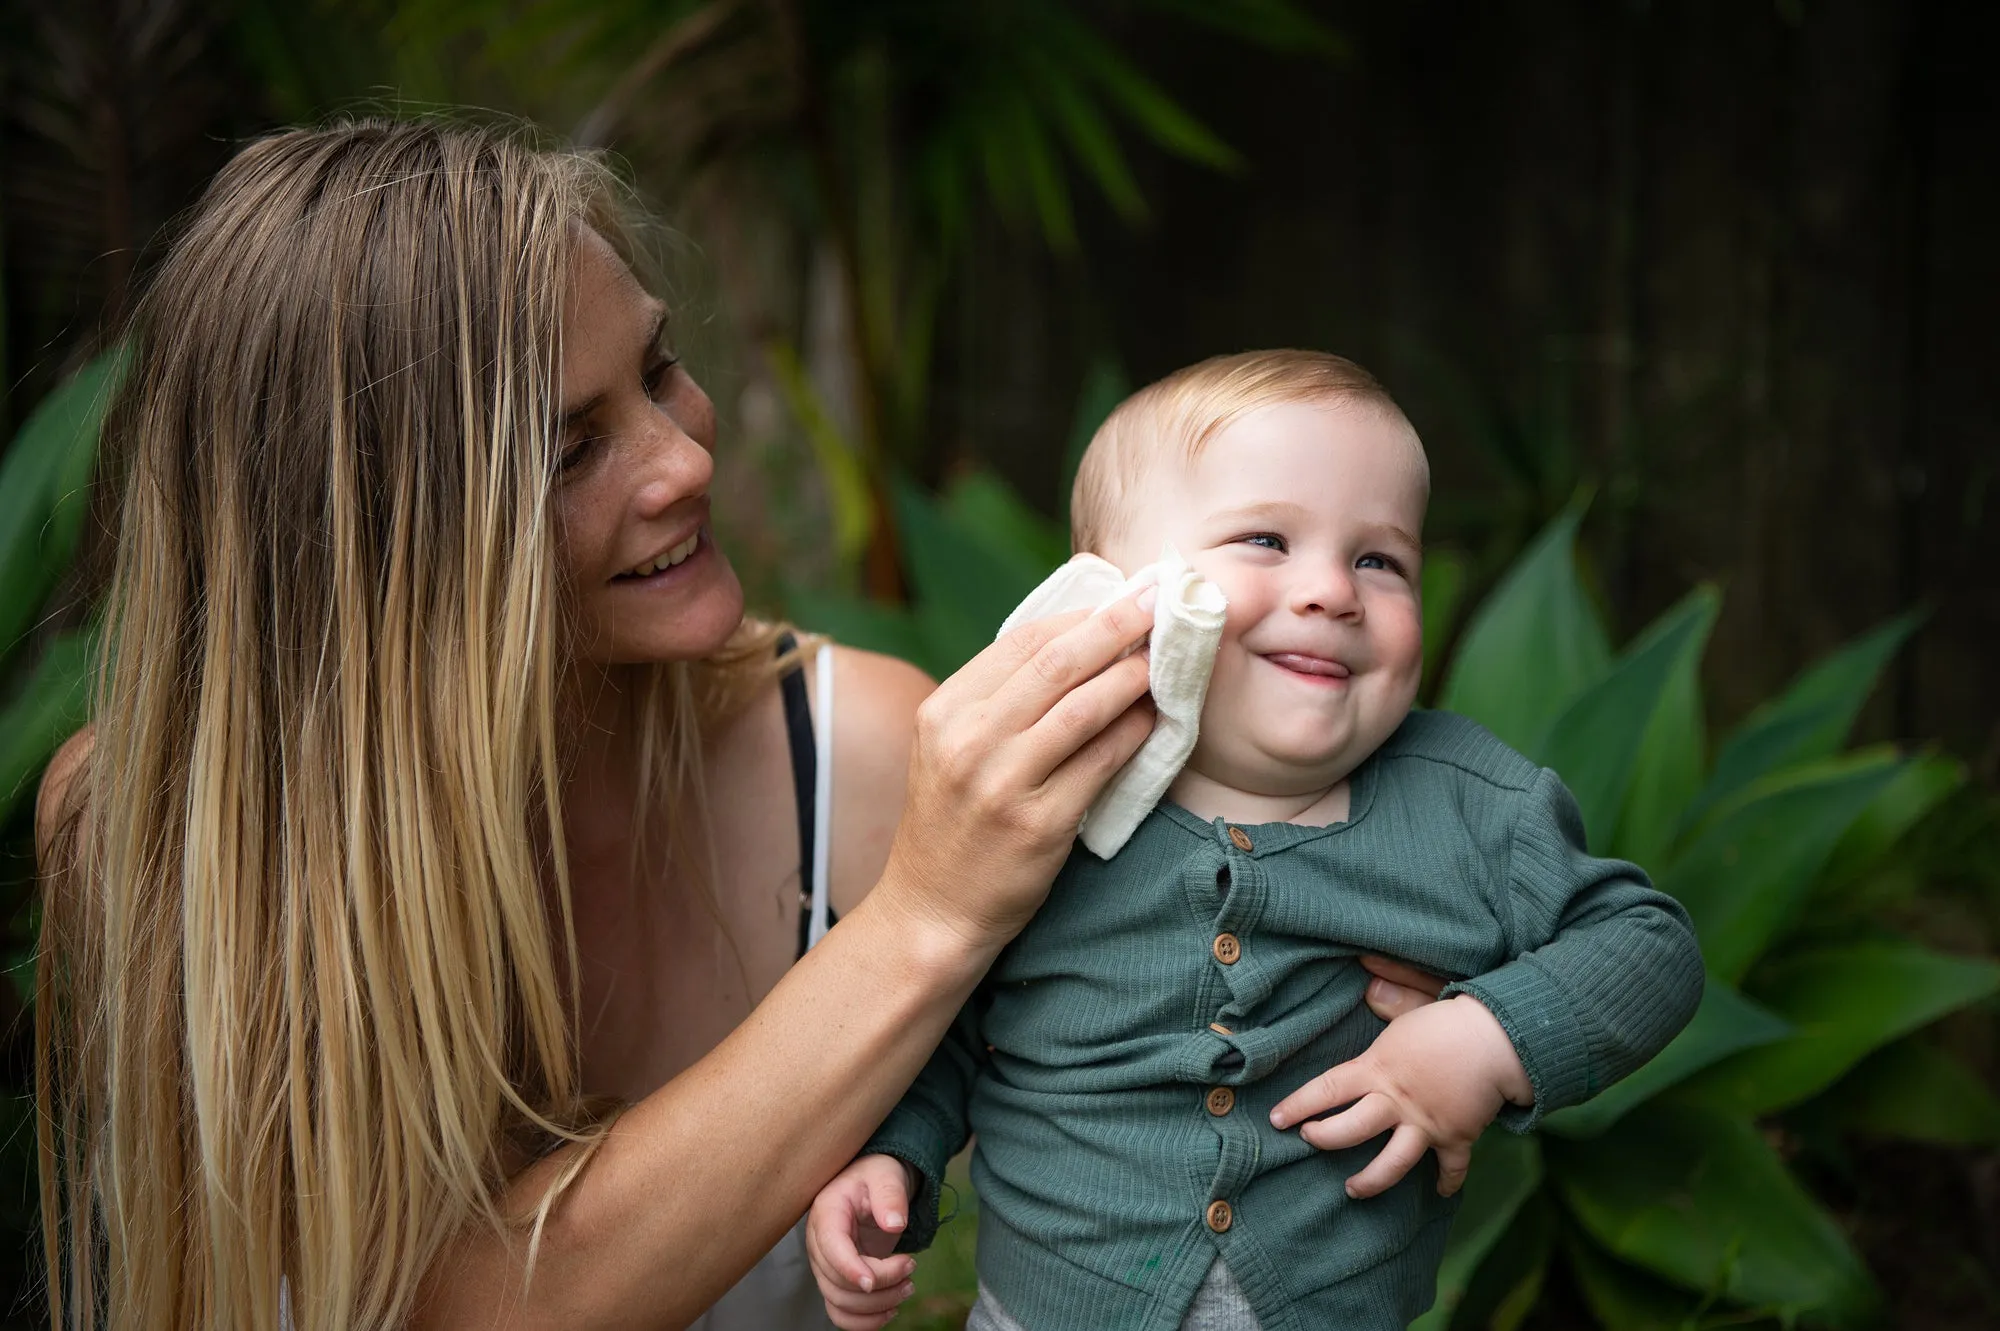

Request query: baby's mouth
[{"left": 1263, "top": 652, "right": 1352, "bottom": 679}]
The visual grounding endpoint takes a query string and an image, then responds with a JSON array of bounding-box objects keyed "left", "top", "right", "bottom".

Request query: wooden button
[
  {"left": 1228, "top": 826, "right": 1254, "bottom": 852},
  {"left": 1208, "top": 1022, "right": 1234, "bottom": 1036},
  {"left": 1206, "top": 1086, "right": 1236, "bottom": 1116},
  {"left": 1212, "top": 933, "right": 1241, "bottom": 965},
  {"left": 1206, "top": 1199, "right": 1234, "bottom": 1233}
]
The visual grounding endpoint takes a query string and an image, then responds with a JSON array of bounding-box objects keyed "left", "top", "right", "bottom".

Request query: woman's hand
[
  {"left": 877, "top": 590, "right": 1158, "bottom": 948},
  {"left": 1360, "top": 954, "right": 1448, "bottom": 1021}
]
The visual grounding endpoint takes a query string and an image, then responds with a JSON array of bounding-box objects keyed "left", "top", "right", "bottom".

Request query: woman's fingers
[
  {"left": 1032, "top": 657, "right": 1156, "bottom": 800},
  {"left": 985, "top": 589, "right": 1157, "bottom": 738},
  {"left": 1358, "top": 954, "right": 1449, "bottom": 999},
  {"left": 930, "top": 608, "right": 1093, "bottom": 710},
  {"left": 1342, "top": 1123, "right": 1432, "bottom": 1199}
]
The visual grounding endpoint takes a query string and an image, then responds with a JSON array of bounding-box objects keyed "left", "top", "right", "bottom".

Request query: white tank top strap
[{"left": 807, "top": 644, "right": 836, "bottom": 949}]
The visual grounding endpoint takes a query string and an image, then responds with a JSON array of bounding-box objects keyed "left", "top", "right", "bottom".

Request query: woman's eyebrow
[{"left": 556, "top": 304, "right": 670, "bottom": 431}]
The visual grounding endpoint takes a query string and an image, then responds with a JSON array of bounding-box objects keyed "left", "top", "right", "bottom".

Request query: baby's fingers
[
  {"left": 1295, "top": 1092, "right": 1399, "bottom": 1153},
  {"left": 823, "top": 1274, "right": 918, "bottom": 1331},
  {"left": 1270, "top": 1060, "right": 1365, "bottom": 1129},
  {"left": 1434, "top": 1140, "right": 1473, "bottom": 1198},
  {"left": 807, "top": 1200, "right": 912, "bottom": 1294},
  {"left": 1341, "top": 1123, "right": 1431, "bottom": 1199}
]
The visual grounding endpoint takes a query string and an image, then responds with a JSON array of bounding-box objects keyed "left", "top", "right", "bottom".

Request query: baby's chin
[{"left": 1180, "top": 741, "right": 1357, "bottom": 801}]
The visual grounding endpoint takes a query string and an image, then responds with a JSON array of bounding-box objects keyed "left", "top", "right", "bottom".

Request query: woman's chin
[{"left": 591, "top": 562, "right": 747, "bottom": 664}]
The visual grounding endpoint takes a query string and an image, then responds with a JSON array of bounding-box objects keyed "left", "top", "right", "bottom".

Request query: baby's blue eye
[
  {"left": 1241, "top": 533, "right": 1287, "bottom": 552},
  {"left": 1357, "top": 553, "right": 1404, "bottom": 574}
]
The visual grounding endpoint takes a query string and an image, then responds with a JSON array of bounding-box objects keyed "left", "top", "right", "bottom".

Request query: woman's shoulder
[
  {"left": 35, "top": 725, "right": 96, "bottom": 866},
  {"left": 823, "top": 645, "right": 933, "bottom": 915}
]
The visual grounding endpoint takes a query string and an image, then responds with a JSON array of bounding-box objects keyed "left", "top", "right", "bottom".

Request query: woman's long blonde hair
[{"left": 36, "top": 119, "right": 787, "bottom": 1330}]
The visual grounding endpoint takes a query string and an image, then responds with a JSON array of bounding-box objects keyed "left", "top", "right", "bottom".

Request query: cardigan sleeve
[
  {"left": 860, "top": 994, "right": 985, "bottom": 1252},
  {"left": 1441, "top": 765, "right": 1705, "bottom": 1132}
]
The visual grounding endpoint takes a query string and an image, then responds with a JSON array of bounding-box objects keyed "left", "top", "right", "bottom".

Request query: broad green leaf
[
  {"left": 1609, "top": 592, "right": 1715, "bottom": 869},
  {"left": 1060, "top": 359, "right": 1129, "bottom": 520},
  {"left": 1548, "top": 1103, "right": 1878, "bottom": 1325},
  {"left": 1813, "top": 1039, "right": 2000, "bottom": 1148},
  {"left": 941, "top": 472, "right": 1068, "bottom": 579},
  {"left": 1438, "top": 499, "right": 1611, "bottom": 752},
  {"left": 786, "top": 590, "right": 934, "bottom": 676},
  {"left": 1689, "top": 612, "right": 1920, "bottom": 825},
  {"left": 1410, "top": 1130, "right": 1541, "bottom": 1331},
  {"left": 1419, "top": 548, "right": 1467, "bottom": 689},
  {"left": 766, "top": 339, "right": 877, "bottom": 569},
  {"left": 0, "top": 629, "right": 97, "bottom": 829},
  {"left": 1543, "top": 980, "right": 1790, "bottom": 1139},
  {"left": 1814, "top": 750, "right": 1964, "bottom": 896},
  {"left": 1676, "top": 940, "right": 2000, "bottom": 1117},
  {"left": 0, "top": 350, "right": 124, "bottom": 655},
  {"left": 1535, "top": 586, "right": 1718, "bottom": 852},
  {"left": 895, "top": 482, "right": 1049, "bottom": 675},
  {"left": 1563, "top": 1230, "right": 1715, "bottom": 1331},
  {"left": 1660, "top": 752, "right": 1900, "bottom": 982}
]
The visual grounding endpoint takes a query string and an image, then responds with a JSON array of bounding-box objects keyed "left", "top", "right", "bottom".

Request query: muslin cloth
[{"left": 998, "top": 547, "right": 1227, "bottom": 857}]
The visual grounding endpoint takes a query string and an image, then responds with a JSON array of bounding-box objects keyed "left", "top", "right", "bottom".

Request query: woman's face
[{"left": 552, "top": 229, "right": 745, "bottom": 665}]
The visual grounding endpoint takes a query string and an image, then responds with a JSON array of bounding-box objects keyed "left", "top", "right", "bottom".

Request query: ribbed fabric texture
[{"left": 866, "top": 710, "right": 1705, "bottom": 1331}]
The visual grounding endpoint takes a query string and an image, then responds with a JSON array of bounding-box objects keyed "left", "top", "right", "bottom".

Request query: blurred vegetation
[{"left": 0, "top": 1, "right": 1995, "bottom": 1328}]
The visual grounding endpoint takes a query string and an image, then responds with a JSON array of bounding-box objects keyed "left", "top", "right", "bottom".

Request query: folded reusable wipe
[{"left": 998, "top": 546, "right": 1228, "bottom": 858}]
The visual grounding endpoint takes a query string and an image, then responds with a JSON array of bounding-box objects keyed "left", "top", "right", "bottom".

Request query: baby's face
[{"left": 1109, "top": 399, "right": 1428, "bottom": 798}]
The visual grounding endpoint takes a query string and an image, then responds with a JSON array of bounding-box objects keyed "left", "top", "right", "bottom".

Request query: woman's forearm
[{"left": 413, "top": 887, "right": 996, "bottom": 1330}]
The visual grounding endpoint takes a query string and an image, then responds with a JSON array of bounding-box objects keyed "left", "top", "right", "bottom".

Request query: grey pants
[{"left": 967, "top": 1258, "right": 1264, "bottom": 1331}]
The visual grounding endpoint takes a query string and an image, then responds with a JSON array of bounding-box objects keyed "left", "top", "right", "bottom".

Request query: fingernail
[
  {"left": 1136, "top": 586, "right": 1158, "bottom": 613},
  {"left": 885, "top": 1211, "right": 904, "bottom": 1229},
  {"left": 860, "top": 1274, "right": 873, "bottom": 1293},
  {"left": 1346, "top": 1183, "right": 1360, "bottom": 1198},
  {"left": 1269, "top": 1110, "right": 1285, "bottom": 1128}
]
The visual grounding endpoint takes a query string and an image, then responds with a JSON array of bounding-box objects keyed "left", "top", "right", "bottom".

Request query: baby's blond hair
[{"left": 1071, "top": 349, "right": 1411, "bottom": 556}]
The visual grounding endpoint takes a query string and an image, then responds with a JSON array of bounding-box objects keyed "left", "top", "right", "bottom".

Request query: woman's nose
[
  {"left": 631, "top": 409, "right": 714, "bottom": 520},
  {"left": 1292, "top": 562, "right": 1362, "bottom": 618}
]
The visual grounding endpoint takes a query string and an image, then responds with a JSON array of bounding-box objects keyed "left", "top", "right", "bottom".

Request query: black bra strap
[{"left": 776, "top": 633, "right": 817, "bottom": 958}]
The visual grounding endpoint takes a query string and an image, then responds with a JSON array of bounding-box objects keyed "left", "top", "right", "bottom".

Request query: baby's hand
[
  {"left": 805, "top": 1153, "right": 921, "bottom": 1331},
  {"left": 1269, "top": 995, "right": 1532, "bottom": 1199}
]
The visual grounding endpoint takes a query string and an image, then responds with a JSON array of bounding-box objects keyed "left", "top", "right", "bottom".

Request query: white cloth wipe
[{"left": 998, "top": 546, "right": 1227, "bottom": 858}]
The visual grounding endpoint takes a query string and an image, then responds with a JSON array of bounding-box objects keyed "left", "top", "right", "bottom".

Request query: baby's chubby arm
[{"left": 1269, "top": 994, "right": 1531, "bottom": 1198}]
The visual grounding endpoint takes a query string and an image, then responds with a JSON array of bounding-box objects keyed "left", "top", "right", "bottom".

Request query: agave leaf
[
  {"left": 1676, "top": 940, "right": 2000, "bottom": 1117},
  {"left": 1409, "top": 1129, "right": 1541, "bottom": 1331},
  {"left": 1813, "top": 749, "right": 1964, "bottom": 898},
  {"left": 1562, "top": 1229, "right": 1716, "bottom": 1331},
  {"left": 1810, "top": 1038, "right": 2000, "bottom": 1148},
  {"left": 0, "top": 628, "right": 96, "bottom": 829},
  {"left": 1418, "top": 548, "right": 1466, "bottom": 689},
  {"left": 0, "top": 349, "right": 123, "bottom": 656},
  {"left": 1660, "top": 751, "right": 1900, "bottom": 982},
  {"left": 1608, "top": 591, "right": 1714, "bottom": 869},
  {"left": 1534, "top": 586, "right": 1718, "bottom": 852},
  {"left": 1548, "top": 1103, "right": 1879, "bottom": 1326},
  {"left": 895, "top": 480, "right": 1048, "bottom": 675},
  {"left": 1438, "top": 499, "right": 1610, "bottom": 752},
  {"left": 1688, "top": 612, "right": 1920, "bottom": 826},
  {"left": 1542, "top": 980, "right": 1790, "bottom": 1139},
  {"left": 1059, "top": 359, "right": 1129, "bottom": 520},
  {"left": 785, "top": 588, "right": 933, "bottom": 676},
  {"left": 942, "top": 472, "right": 1068, "bottom": 579}
]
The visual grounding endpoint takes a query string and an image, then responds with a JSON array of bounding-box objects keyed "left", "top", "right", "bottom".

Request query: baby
[{"left": 807, "top": 351, "right": 1704, "bottom": 1331}]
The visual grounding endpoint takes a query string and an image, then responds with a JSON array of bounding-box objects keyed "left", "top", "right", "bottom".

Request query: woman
[{"left": 34, "top": 119, "right": 1437, "bottom": 1330}]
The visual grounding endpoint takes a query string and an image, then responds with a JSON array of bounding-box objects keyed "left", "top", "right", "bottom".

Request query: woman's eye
[
  {"left": 1240, "top": 533, "right": 1287, "bottom": 552},
  {"left": 557, "top": 434, "right": 599, "bottom": 477},
  {"left": 643, "top": 354, "right": 681, "bottom": 398}
]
